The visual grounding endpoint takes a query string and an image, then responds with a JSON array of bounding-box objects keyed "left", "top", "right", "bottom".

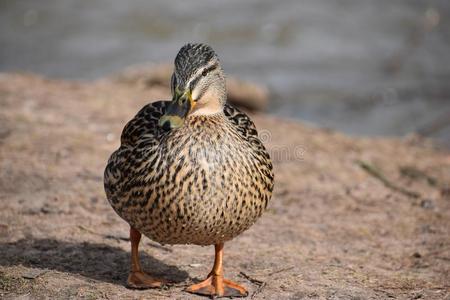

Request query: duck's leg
[
  {"left": 186, "top": 243, "right": 248, "bottom": 298},
  {"left": 126, "top": 227, "right": 166, "bottom": 289}
]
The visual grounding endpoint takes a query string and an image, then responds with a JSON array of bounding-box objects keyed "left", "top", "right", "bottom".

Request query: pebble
[
  {"left": 22, "top": 269, "right": 48, "bottom": 279},
  {"left": 189, "top": 263, "right": 203, "bottom": 268}
]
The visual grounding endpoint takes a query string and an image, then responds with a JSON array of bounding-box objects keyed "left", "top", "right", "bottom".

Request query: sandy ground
[{"left": 0, "top": 72, "right": 449, "bottom": 299}]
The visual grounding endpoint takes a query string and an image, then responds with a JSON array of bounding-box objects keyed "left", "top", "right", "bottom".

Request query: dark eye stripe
[
  {"left": 203, "top": 63, "right": 218, "bottom": 75},
  {"left": 189, "top": 63, "right": 219, "bottom": 91}
]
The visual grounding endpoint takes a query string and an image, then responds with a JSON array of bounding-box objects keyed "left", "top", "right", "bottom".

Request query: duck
[{"left": 104, "top": 43, "right": 274, "bottom": 298}]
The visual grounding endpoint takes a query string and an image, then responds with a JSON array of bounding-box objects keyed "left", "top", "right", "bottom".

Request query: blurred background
[{"left": 1, "top": 0, "right": 449, "bottom": 145}]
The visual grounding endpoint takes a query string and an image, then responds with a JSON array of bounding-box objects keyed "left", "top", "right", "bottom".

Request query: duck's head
[{"left": 159, "top": 43, "right": 226, "bottom": 130}]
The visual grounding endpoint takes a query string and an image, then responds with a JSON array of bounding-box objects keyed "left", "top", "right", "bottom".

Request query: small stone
[
  {"left": 189, "top": 263, "right": 202, "bottom": 268},
  {"left": 412, "top": 252, "right": 422, "bottom": 258},
  {"left": 22, "top": 269, "right": 47, "bottom": 279},
  {"left": 420, "top": 199, "right": 434, "bottom": 209}
]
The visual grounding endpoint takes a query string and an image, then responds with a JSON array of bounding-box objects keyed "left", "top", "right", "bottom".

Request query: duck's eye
[{"left": 202, "top": 70, "right": 208, "bottom": 77}]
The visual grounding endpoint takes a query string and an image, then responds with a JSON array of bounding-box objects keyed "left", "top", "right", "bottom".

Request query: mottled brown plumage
[
  {"left": 104, "top": 102, "right": 273, "bottom": 245},
  {"left": 103, "top": 43, "right": 274, "bottom": 297}
]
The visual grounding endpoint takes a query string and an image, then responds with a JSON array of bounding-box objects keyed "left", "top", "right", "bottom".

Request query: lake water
[{"left": 1, "top": 0, "right": 449, "bottom": 145}]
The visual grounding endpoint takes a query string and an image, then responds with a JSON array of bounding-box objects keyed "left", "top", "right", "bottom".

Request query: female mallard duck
[{"left": 104, "top": 43, "right": 274, "bottom": 297}]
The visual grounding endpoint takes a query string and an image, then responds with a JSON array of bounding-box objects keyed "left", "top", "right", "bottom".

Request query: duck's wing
[
  {"left": 120, "top": 100, "right": 168, "bottom": 147},
  {"left": 223, "top": 103, "right": 268, "bottom": 156},
  {"left": 104, "top": 100, "right": 168, "bottom": 204},
  {"left": 223, "top": 103, "right": 274, "bottom": 202}
]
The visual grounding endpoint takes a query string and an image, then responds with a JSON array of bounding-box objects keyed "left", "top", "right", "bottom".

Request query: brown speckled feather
[{"left": 104, "top": 101, "right": 274, "bottom": 245}]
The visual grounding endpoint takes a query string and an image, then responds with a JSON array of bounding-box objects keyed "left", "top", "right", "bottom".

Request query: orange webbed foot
[
  {"left": 126, "top": 271, "right": 168, "bottom": 289},
  {"left": 186, "top": 274, "right": 248, "bottom": 298}
]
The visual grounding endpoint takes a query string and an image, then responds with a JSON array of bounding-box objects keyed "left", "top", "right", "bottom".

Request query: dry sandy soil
[{"left": 0, "top": 72, "right": 449, "bottom": 299}]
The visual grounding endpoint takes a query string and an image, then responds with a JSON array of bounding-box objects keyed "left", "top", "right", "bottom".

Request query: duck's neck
[
  {"left": 185, "top": 111, "right": 227, "bottom": 129},
  {"left": 189, "top": 103, "right": 224, "bottom": 116},
  {"left": 189, "top": 87, "right": 226, "bottom": 116}
]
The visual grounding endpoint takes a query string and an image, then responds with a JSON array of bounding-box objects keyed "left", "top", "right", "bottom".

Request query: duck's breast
[{"left": 138, "top": 126, "right": 271, "bottom": 245}]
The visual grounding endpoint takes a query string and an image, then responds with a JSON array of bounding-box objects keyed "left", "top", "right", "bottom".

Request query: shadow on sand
[{"left": 0, "top": 238, "right": 188, "bottom": 285}]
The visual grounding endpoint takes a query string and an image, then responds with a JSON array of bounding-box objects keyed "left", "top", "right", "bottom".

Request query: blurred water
[{"left": 1, "top": 0, "right": 450, "bottom": 144}]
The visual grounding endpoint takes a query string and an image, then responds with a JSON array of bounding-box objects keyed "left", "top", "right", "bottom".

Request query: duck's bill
[{"left": 158, "top": 91, "right": 194, "bottom": 130}]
